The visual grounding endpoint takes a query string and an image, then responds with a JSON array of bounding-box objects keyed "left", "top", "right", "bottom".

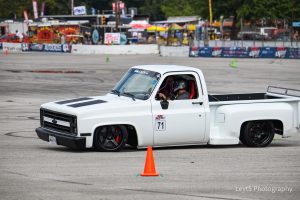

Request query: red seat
[{"left": 189, "top": 81, "right": 195, "bottom": 99}]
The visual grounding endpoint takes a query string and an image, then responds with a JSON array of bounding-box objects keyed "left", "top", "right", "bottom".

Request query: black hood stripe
[
  {"left": 68, "top": 100, "right": 107, "bottom": 108},
  {"left": 56, "top": 97, "right": 92, "bottom": 105}
]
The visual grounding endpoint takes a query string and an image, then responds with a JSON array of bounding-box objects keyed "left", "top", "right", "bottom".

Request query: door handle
[{"left": 192, "top": 102, "right": 203, "bottom": 105}]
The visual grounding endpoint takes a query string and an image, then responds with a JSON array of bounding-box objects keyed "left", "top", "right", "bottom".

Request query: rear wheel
[
  {"left": 241, "top": 121, "right": 274, "bottom": 147},
  {"left": 93, "top": 125, "right": 128, "bottom": 151}
]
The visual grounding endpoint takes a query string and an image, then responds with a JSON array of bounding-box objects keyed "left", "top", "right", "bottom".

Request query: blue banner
[
  {"left": 222, "top": 47, "right": 249, "bottom": 58},
  {"left": 190, "top": 46, "right": 300, "bottom": 59},
  {"left": 198, "top": 47, "right": 213, "bottom": 57},
  {"left": 22, "top": 43, "right": 71, "bottom": 53},
  {"left": 259, "top": 47, "right": 277, "bottom": 58},
  {"left": 0, "top": 42, "right": 2, "bottom": 50},
  {"left": 44, "top": 44, "right": 70, "bottom": 52},
  {"left": 286, "top": 48, "right": 300, "bottom": 59}
]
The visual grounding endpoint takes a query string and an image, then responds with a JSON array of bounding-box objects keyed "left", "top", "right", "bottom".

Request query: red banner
[
  {"left": 23, "top": 10, "right": 29, "bottom": 22},
  {"left": 41, "top": 2, "right": 45, "bottom": 17},
  {"left": 32, "top": 0, "right": 38, "bottom": 19}
]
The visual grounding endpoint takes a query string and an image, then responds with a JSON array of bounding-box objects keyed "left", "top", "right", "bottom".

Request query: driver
[{"left": 159, "top": 80, "right": 190, "bottom": 100}]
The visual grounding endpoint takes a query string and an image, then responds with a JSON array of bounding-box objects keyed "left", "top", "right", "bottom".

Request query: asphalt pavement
[{"left": 0, "top": 53, "right": 300, "bottom": 200}]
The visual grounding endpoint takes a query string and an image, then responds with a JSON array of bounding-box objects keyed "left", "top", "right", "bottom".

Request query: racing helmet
[{"left": 173, "top": 80, "right": 187, "bottom": 92}]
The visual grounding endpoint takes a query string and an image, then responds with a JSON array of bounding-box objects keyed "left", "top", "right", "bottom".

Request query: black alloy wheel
[
  {"left": 241, "top": 121, "right": 274, "bottom": 147},
  {"left": 94, "top": 125, "right": 128, "bottom": 151}
]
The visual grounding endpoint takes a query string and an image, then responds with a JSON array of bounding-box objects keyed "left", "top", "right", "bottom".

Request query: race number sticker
[{"left": 155, "top": 115, "right": 166, "bottom": 131}]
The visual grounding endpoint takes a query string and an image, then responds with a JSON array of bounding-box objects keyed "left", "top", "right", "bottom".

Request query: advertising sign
[
  {"left": 105, "top": 33, "right": 121, "bottom": 45},
  {"left": 92, "top": 29, "right": 100, "bottom": 44},
  {"left": 221, "top": 47, "right": 249, "bottom": 58},
  {"left": 191, "top": 46, "right": 300, "bottom": 59},
  {"left": 286, "top": 48, "right": 300, "bottom": 59},
  {"left": 198, "top": 47, "right": 213, "bottom": 57},
  {"left": 22, "top": 43, "right": 71, "bottom": 53},
  {"left": 3, "top": 43, "right": 22, "bottom": 52},
  {"left": 259, "top": 47, "right": 277, "bottom": 58},
  {"left": 249, "top": 47, "right": 260, "bottom": 58},
  {"left": 74, "top": 6, "right": 87, "bottom": 15},
  {"left": 212, "top": 47, "right": 222, "bottom": 57}
]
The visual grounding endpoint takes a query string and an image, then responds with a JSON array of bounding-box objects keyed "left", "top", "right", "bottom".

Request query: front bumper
[{"left": 36, "top": 127, "right": 86, "bottom": 149}]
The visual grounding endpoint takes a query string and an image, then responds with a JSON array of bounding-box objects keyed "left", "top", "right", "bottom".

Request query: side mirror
[{"left": 160, "top": 100, "right": 169, "bottom": 110}]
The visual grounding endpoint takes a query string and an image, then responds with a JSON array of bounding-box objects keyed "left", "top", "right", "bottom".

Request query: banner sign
[
  {"left": 190, "top": 47, "right": 300, "bottom": 59},
  {"left": 23, "top": 10, "right": 29, "bottom": 23},
  {"left": 32, "top": 0, "right": 38, "bottom": 19},
  {"left": 22, "top": 43, "right": 71, "bottom": 53},
  {"left": 249, "top": 47, "right": 260, "bottom": 58},
  {"left": 222, "top": 47, "right": 249, "bottom": 58},
  {"left": 104, "top": 33, "right": 121, "bottom": 45},
  {"left": 0, "top": 43, "right": 2, "bottom": 50},
  {"left": 286, "top": 48, "right": 300, "bottom": 59},
  {"left": 3, "top": 43, "right": 22, "bottom": 52},
  {"left": 259, "top": 47, "right": 277, "bottom": 58},
  {"left": 112, "top": 1, "right": 125, "bottom": 11},
  {"left": 74, "top": 6, "right": 86, "bottom": 15},
  {"left": 198, "top": 47, "right": 212, "bottom": 57},
  {"left": 41, "top": 2, "right": 45, "bottom": 17}
]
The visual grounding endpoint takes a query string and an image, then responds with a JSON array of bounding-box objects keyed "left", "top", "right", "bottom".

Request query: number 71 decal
[
  {"left": 155, "top": 115, "right": 166, "bottom": 131},
  {"left": 155, "top": 120, "right": 166, "bottom": 131}
]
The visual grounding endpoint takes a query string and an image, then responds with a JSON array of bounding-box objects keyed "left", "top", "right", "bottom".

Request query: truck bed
[
  {"left": 209, "top": 86, "right": 300, "bottom": 102},
  {"left": 208, "top": 93, "right": 282, "bottom": 102}
]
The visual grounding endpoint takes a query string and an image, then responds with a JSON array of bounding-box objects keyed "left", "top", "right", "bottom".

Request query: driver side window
[{"left": 156, "top": 74, "right": 198, "bottom": 101}]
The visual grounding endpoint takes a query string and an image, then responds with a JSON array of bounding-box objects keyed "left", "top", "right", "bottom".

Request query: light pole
[
  {"left": 71, "top": 0, "right": 74, "bottom": 15},
  {"left": 209, "top": 0, "right": 213, "bottom": 26},
  {"left": 115, "top": 0, "right": 120, "bottom": 32},
  {"left": 220, "top": 15, "right": 224, "bottom": 40}
]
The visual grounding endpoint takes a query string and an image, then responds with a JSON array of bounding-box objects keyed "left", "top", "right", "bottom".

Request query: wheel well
[
  {"left": 93, "top": 124, "right": 138, "bottom": 147},
  {"left": 125, "top": 125, "right": 138, "bottom": 147},
  {"left": 240, "top": 120, "right": 283, "bottom": 137}
]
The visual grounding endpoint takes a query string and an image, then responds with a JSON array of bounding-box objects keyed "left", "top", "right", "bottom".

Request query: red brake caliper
[{"left": 115, "top": 128, "right": 121, "bottom": 144}]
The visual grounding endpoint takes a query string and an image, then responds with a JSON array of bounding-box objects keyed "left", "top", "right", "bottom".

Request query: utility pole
[
  {"left": 209, "top": 0, "right": 213, "bottom": 26},
  {"left": 291, "top": 0, "right": 295, "bottom": 44},
  {"left": 71, "top": 0, "right": 74, "bottom": 15},
  {"left": 115, "top": 0, "right": 120, "bottom": 32}
]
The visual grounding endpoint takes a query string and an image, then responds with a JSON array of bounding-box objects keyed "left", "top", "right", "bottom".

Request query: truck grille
[{"left": 40, "top": 109, "right": 77, "bottom": 135}]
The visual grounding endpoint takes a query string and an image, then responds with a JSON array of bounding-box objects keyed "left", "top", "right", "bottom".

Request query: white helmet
[{"left": 174, "top": 80, "right": 187, "bottom": 92}]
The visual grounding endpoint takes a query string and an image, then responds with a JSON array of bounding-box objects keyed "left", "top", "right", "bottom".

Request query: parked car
[{"left": 237, "top": 31, "right": 264, "bottom": 40}]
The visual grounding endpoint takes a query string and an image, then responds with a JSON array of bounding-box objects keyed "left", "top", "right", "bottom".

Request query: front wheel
[
  {"left": 93, "top": 125, "right": 128, "bottom": 152},
  {"left": 241, "top": 121, "right": 274, "bottom": 147}
]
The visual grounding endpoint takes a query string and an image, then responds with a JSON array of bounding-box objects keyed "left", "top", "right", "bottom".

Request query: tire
[
  {"left": 241, "top": 121, "right": 274, "bottom": 147},
  {"left": 93, "top": 125, "right": 128, "bottom": 152}
]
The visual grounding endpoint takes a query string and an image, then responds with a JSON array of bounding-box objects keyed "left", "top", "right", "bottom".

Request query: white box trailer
[{"left": 0, "top": 21, "right": 28, "bottom": 35}]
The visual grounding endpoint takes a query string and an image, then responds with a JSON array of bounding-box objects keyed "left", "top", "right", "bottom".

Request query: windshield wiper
[
  {"left": 123, "top": 92, "right": 136, "bottom": 101},
  {"left": 111, "top": 90, "right": 120, "bottom": 97}
]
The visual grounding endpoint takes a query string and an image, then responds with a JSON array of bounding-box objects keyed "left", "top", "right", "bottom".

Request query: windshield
[{"left": 112, "top": 68, "right": 161, "bottom": 100}]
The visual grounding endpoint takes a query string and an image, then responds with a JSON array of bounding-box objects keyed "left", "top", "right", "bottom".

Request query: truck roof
[{"left": 132, "top": 65, "right": 201, "bottom": 74}]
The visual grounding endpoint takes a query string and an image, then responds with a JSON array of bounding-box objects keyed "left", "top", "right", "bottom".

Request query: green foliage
[
  {"left": 0, "top": 0, "right": 299, "bottom": 22},
  {"left": 161, "top": 0, "right": 196, "bottom": 17}
]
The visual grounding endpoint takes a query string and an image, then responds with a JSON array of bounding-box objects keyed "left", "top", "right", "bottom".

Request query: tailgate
[{"left": 267, "top": 86, "right": 300, "bottom": 127}]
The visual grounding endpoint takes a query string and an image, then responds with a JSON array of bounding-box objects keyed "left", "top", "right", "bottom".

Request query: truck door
[{"left": 151, "top": 72, "right": 206, "bottom": 146}]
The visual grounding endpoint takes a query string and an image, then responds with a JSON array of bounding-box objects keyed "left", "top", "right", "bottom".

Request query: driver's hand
[{"left": 159, "top": 93, "right": 167, "bottom": 100}]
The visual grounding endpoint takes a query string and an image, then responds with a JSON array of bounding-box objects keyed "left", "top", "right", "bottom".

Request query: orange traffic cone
[{"left": 140, "top": 146, "right": 159, "bottom": 176}]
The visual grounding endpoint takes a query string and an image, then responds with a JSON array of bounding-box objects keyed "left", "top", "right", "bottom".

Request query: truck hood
[{"left": 41, "top": 93, "right": 148, "bottom": 116}]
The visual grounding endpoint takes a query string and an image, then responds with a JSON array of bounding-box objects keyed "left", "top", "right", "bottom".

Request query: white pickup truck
[{"left": 36, "top": 65, "right": 300, "bottom": 151}]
